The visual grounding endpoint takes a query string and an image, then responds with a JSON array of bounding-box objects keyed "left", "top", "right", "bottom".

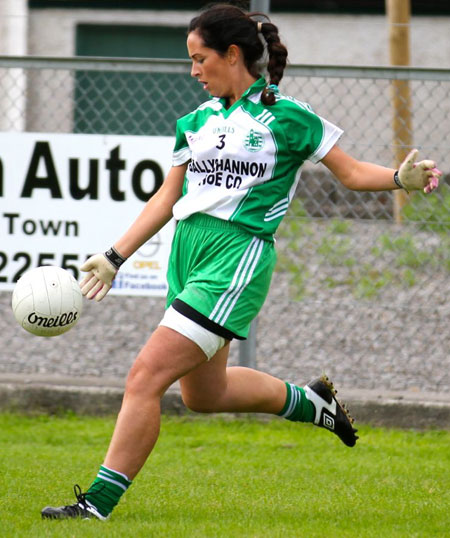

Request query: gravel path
[{"left": 1, "top": 220, "right": 448, "bottom": 394}]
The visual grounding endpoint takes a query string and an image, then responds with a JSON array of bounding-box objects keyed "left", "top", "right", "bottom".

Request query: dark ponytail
[
  {"left": 257, "top": 19, "right": 288, "bottom": 105},
  {"left": 188, "top": 4, "right": 288, "bottom": 106}
]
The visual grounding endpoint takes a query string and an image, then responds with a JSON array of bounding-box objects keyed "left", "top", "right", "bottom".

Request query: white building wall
[
  {"left": 0, "top": 0, "right": 28, "bottom": 55},
  {"left": 26, "top": 8, "right": 450, "bottom": 68},
  {"left": 0, "top": 0, "right": 28, "bottom": 131}
]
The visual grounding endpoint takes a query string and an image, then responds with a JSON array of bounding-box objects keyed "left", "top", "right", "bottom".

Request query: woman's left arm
[{"left": 321, "top": 145, "right": 441, "bottom": 194}]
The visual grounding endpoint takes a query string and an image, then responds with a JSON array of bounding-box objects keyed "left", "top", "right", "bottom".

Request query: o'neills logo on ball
[{"left": 27, "top": 311, "right": 78, "bottom": 328}]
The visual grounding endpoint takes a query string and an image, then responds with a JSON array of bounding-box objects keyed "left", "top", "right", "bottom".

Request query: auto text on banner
[{"left": 0, "top": 132, "right": 176, "bottom": 296}]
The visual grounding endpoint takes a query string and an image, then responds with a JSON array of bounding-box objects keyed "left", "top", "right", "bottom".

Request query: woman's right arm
[{"left": 80, "top": 163, "right": 187, "bottom": 301}]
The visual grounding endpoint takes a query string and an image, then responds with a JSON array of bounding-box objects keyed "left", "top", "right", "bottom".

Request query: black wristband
[
  {"left": 393, "top": 170, "right": 403, "bottom": 190},
  {"left": 104, "top": 246, "right": 127, "bottom": 269}
]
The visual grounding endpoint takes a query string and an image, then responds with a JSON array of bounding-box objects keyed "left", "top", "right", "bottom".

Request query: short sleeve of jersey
[
  {"left": 279, "top": 99, "right": 343, "bottom": 165},
  {"left": 172, "top": 117, "right": 192, "bottom": 166}
]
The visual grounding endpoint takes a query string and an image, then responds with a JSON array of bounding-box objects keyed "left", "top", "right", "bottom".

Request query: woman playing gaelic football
[{"left": 42, "top": 4, "right": 441, "bottom": 521}]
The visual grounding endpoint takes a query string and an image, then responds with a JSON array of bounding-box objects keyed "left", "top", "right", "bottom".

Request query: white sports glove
[
  {"left": 80, "top": 247, "right": 127, "bottom": 302},
  {"left": 397, "top": 149, "right": 442, "bottom": 194}
]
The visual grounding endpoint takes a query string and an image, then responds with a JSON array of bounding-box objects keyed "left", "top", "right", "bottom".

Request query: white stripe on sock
[
  {"left": 281, "top": 383, "right": 298, "bottom": 418},
  {"left": 97, "top": 473, "right": 128, "bottom": 492},
  {"left": 101, "top": 465, "right": 130, "bottom": 483}
]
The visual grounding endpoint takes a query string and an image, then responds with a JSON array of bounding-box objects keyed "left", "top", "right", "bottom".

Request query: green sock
[
  {"left": 85, "top": 465, "right": 132, "bottom": 518},
  {"left": 277, "top": 382, "right": 315, "bottom": 423}
]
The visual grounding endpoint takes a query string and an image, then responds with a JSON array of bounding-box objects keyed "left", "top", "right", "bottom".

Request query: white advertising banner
[{"left": 0, "top": 132, "right": 176, "bottom": 296}]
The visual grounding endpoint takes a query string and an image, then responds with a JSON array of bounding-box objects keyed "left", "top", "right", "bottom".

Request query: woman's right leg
[
  {"left": 103, "top": 326, "right": 208, "bottom": 479},
  {"left": 41, "top": 325, "right": 210, "bottom": 520}
]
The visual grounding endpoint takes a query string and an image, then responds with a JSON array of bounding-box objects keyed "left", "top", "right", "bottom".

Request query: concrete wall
[{"left": 24, "top": 8, "right": 450, "bottom": 68}]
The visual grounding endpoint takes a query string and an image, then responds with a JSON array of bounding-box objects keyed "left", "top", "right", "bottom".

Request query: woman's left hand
[{"left": 398, "top": 149, "right": 442, "bottom": 194}]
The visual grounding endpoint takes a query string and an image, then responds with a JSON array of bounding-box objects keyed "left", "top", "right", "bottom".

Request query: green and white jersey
[{"left": 172, "top": 77, "right": 343, "bottom": 240}]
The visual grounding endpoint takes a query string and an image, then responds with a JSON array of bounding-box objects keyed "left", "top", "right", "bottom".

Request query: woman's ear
[{"left": 226, "top": 44, "right": 240, "bottom": 65}]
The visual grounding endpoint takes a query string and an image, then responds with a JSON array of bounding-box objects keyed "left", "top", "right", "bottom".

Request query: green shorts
[{"left": 166, "top": 213, "right": 277, "bottom": 340}]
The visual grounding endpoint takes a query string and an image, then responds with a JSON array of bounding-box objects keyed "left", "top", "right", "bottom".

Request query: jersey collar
[
  {"left": 241, "top": 76, "right": 267, "bottom": 99},
  {"left": 216, "top": 77, "right": 267, "bottom": 109}
]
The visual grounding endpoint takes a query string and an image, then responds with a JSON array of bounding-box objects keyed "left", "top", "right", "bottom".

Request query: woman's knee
[
  {"left": 125, "top": 354, "right": 166, "bottom": 399},
  {"left": 125, "top": 328, "right": 207, "bottom": 399}
]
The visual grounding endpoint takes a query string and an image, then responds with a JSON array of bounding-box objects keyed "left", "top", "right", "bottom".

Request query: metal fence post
[
  {"left": 238, "top": 0, "right": 271, "bottom": 369},
  {"left": 250, "top": 0, "right": 270, "bottom": 12},
  {"left": 239, "top": 318, "right": 258, "bottom": 369}
]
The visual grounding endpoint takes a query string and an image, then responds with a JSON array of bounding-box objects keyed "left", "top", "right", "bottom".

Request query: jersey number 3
[{"left": 216, "top": 134, "right": 226, "bottom": 150}]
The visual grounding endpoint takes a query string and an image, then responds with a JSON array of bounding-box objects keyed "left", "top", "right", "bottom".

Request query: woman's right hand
[{"left": 79, "top": 254, "right": 118, "bottom": 301}]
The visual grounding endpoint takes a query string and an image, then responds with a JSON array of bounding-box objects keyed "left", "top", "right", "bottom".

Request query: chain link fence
[{"left": 0, "top": 56, "right": 448, "bottom": 392}]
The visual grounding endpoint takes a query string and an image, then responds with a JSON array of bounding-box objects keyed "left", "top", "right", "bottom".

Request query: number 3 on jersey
[{"left": 216, "top": 134, "right": 226, "bottom": 150}]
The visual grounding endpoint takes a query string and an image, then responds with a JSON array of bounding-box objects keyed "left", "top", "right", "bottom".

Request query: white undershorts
[{"left": 159, "top": 306, "right": 226, "bottom": 360}]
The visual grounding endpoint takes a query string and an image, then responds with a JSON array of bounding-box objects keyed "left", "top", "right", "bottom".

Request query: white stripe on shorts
[{"left": 209, "top": 236, "right": 264, "bottom": 326}]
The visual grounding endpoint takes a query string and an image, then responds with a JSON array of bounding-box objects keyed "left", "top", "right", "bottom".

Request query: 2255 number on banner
[{"left": 0, "top": 251, "right": 91, "bottom": 283}]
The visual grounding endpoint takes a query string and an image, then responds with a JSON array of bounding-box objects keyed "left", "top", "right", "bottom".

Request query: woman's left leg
[
  {"left": 180, "top": 343, "right": 358, "bottom": 449},
  {"left": 180, "top": 343, "right": 287, "bottom": 414}
]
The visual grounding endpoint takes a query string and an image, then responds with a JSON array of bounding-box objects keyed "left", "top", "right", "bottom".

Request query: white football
[{"left": 11, "top": 266, "right": 83, "bottom": 337}]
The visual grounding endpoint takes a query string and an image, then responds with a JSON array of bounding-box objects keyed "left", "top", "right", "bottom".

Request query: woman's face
[{"left": 187, "top": 31, "right": 232, "bottom": 98}]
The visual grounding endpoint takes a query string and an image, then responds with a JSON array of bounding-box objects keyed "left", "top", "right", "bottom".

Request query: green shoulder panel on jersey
[
  {"left": 172, "top": 98, "right": 222, "bottom": 164},
  {"left": 270, "top": 94, "right": 325, "bottom": 164}
]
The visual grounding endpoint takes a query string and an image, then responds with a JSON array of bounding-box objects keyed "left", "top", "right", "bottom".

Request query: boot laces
[{"left": 68, "top": 483, "right": 105, "bottom": 515}]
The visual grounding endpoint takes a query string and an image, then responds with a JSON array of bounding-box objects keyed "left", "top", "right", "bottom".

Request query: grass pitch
[{"left": 1, "top": 413, "right": 449, "bottom": 537}]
